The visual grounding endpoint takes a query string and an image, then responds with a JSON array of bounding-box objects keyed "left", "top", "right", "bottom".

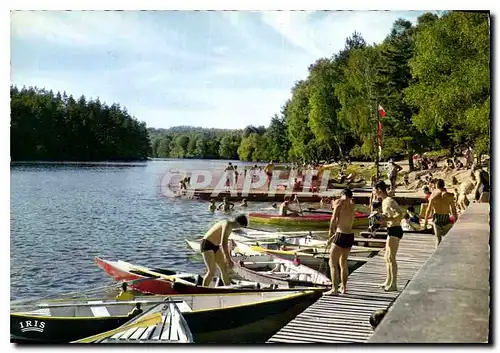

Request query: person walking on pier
[
  {"left": 375, "top": 180, "right": 404, "bottom": 292},
  {"left": 424, "top": 179, "right": 458, "bottom": 248},
  {"left": 324, "top": 188, "right": 355, "bottom": 295},
  {"left": 200, "top": 214, "right": 248, "bottom": 287},
  {"left": 387, "top": 159, "right": 403, "bottom": 196}
]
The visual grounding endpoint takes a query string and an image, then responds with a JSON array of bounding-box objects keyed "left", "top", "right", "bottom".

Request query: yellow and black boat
[{"left": 11, "top": 290, "right": 321, "bottom": 343}]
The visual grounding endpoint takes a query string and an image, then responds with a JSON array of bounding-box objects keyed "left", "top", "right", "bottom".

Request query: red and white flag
[{"left": 378, "top": 105, "right": 386, "bottom": 117}]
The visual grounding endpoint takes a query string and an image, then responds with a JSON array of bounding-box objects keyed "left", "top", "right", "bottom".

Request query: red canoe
[
  {"left": 95, "top": 257, "right": 289, "bottom": 295},
  {"left": 94, "top": 257, "right": 194, "bottom": 295}
]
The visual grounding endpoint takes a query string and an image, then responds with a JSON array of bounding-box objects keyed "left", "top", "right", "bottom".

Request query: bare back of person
[
  {"left": 200, "top": 220, "right": 233, "bottom": 287},
  {"left": 325, "top": 190, "right": 355, "bottom": 296},
  {"left": 332, "top": 199, "right": 354, "bottom": 234},
  {"left": 429, "top": 190, "right": 455, "bottom": 215},
  {"left": 424, "top": 181, "right": 457, "bottom": 247}
]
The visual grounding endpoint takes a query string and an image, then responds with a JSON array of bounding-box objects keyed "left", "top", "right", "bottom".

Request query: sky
[{"left": 11, "top": 10, "right": 427, "bottom": 130}]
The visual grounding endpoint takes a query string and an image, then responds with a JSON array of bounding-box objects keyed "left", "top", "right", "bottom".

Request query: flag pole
[{"left": 375, "top": 103, "right": 380, "bottom": 181}]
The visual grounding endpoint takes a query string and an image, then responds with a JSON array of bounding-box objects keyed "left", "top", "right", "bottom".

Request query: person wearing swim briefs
[
  {"left": 200, "top": 214, "right": 248, "bottom": 287},
  {"left": 375, "top": 180, "right": 403, "bottom": 292},
  {"left": 264, "top": 161, "right": 274, "bottom": 190},
  {"left": 424, "top": 179, "right": 457, "bottom": 248},
  {"left": 324, "top": 188, "right": 355, "bottom": 296}
]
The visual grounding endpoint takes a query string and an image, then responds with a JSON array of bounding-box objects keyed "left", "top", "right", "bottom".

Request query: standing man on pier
[
  {"left": 325, "top": 188, "right": 355, "bottom": 295},
  {"left": 264, "top": 161, "right": 274, "bottom": 190},
  {"left": 424, "top": 179, "right": 458, "bottom": 248},
  {"left": 375, "top": 180, "right": 404, "bottom": 292},
  {"left": 387, "top": 159, "right": 403, "bottom": 196}
]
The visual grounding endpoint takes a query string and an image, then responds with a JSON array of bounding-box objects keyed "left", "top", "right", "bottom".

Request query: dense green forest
[
  {"left": 150, "top": 11, "right": 490, "bottom": 166},
  {"left": 11, "top": 11, "right": 489, "bottom": 164},
  {"left": 11, "top": 86, "right": 151, "bottom": 161}
]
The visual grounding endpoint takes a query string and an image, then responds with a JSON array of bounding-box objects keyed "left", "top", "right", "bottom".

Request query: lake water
[{"left": 10, "top": 159, "right": 299, "bottom": 302}]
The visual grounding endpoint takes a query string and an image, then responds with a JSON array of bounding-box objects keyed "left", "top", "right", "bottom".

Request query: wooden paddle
[
  {"left": 71, "top": 312, "right": 163, "bottom": 343},
  {"left": 127, "top": 275, "right": 161, "bottom": 285},
  {"left": 305, "top": 208, "right": 333, "bottom": 215},
  {"left": 243, "top": 227, "right": 328, "bottom": 235}
]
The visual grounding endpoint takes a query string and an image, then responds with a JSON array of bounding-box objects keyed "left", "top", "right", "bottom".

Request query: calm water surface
[{"left": 10, "top": 159, "right": 297, "bottom": 301}]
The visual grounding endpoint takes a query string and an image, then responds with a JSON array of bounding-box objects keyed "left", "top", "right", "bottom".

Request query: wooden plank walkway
[{"left": 267, "top": 233, "right": 436, "bottom": 343}]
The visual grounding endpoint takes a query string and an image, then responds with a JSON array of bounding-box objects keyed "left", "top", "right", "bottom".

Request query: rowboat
[
  {"left": 328, "top": 182, "right": 367, "bottom": 189},
  {"left": 11, "top": 298, "right": 161, "bottom": 343},
  {"left": 232, "top": 240, "right": 374, "bottom": 275},
  {"left": 248, "top": 211, "right": 369, "bottom": 228},
  {"left": 95, "top": 257, "right": 194, "bottom": 295},
  {"left": 12, "top": 290, "right": 320, "bottom": 343},
  {"left": 74, "top": 299, "right": 194, "bottom": 343},
  {"left": 185, "top": 239, "right": 262, "bottom": 256},
  {"left": 232, "top": 253, "right": 331, "bottom": 288}
]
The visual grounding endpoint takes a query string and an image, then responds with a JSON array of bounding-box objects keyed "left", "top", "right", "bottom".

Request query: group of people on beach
[
  {"left": 222, "top": 161, "right": 276, "bottom": 191},
  {"left": 195, "top": 154, "right": 489, "bottom": 299}
]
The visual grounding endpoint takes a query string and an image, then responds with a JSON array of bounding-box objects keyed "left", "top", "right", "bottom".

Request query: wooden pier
[
  {"left": 267, "top": 233, "right": 436, "bottom": 343},
  {"left": 190, "top": 189, "right": 424, "bottom": 206}
]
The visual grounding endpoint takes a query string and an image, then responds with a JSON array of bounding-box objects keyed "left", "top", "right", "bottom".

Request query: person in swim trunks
[
  {"left": 200, "top": 214, "right": 248, "bottom": 287},
  {"left": 375, "top": 180, "right": 404, "bottom": 292},
  {"left": 264, "top": 161, "right": 274, "bottom": 190},
  {"left": 424, "top": 179, "right": 458, "bottom": 248},
  {"left": 324, "top": 188, "right": 355, "bottom": 296}
]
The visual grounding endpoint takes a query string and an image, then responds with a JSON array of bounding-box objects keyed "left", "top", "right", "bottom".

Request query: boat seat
[
  {"left": 175, "top": 301, "right": 192, "bottom": 313},
  {"left": 88, "top": 300, "right": 111, "bottom": 317}
]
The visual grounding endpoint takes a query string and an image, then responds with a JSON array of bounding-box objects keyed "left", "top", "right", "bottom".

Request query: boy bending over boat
[
  {"left": 325, "top": 188, "right": 355, "bottom": 295},
  {"left": 200, "top": 214, "right": 248, "bottom": 287}
]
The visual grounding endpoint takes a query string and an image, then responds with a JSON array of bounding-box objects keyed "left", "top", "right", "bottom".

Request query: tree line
[
  {"left": 11, "top": 12, "right": 489, "bottom": 164},
  {"left": 151, "top": 11, "right": 490, "bottom": 167},
  {"left": 11, "top": 86, "right": 151, "bottom": 161}
]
